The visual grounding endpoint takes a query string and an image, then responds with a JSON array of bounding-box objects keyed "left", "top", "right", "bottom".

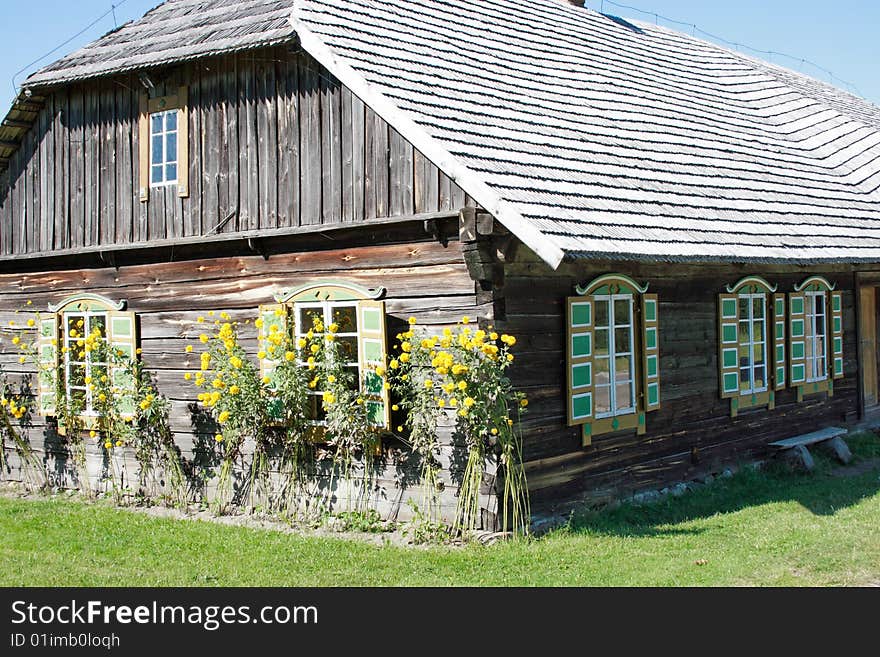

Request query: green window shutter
[
  {"left": 831, "top": 291, "right": 843, "bottom": 379},
  {"left": 357, "top": 300, "right": 389, "bottom": 428},
  {"left": 37, "top": 314, "right": 60, "bottom": 417},
  {"left": 258, "top": 303, "right": 288, "bottom": 390},
  {"left": 773, "top": 293, "right": 786, "bottom": 390},
  {"left": 718, "top": 293, "right": 739, "bottom": 398},
  {"left": 107, "top": 311, "right": 138, "bottom": 420},
  {"left": 641, "top": 293, "right": 660, "bottom": 412},
  {"left": 567, "top": 295, "right": 594, "bottom": 444},
  {"left": 788, "top": 292, "right": 807, "bottom": 386}
]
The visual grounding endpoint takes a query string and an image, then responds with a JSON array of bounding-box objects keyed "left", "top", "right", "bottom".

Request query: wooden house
[{"left": 2, "top": 0, "right": 880, "bottom": 524}]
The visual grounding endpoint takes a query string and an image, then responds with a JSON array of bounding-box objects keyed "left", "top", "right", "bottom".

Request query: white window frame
[
  {"left": 149, "top": 109, "right": 179, "bottom": 187},
  {"left": 593, "top": 293, "right": 637, "bottom": 419},
  {"left": 738, "top": 292, "right": 768, "bottom": 395},
  {"left": 293, "top": 300, "right": 361, "bottom": 425},
  {"left": 62, "top": 310, "right": 108, "bottom": 417},
  {"left": 805, "top": 290, "right": 828, "bottom": 383}
]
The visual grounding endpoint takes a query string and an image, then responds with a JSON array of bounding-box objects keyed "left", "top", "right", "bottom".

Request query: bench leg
[
  {"left": 777, "top": 444, "right": 815, "bottom": 472},
  {"left": 815, "top": 436, "right": 853, "bottom": 465}
]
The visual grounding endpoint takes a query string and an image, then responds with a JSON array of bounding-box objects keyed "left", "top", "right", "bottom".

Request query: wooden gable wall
[{"left": 0, "top": 46, "right": 472, "bottom": 256}]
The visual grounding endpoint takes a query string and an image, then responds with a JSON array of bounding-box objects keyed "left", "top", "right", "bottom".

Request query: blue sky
[{"left": 1, "top": 0, "right": 878, "bottom": 110}]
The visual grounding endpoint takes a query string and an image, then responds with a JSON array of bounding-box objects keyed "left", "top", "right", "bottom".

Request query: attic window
[
  {"left": 150, "top": 109, "right": 178, "bottom": 186},
  {"left": 138, "top": 88, "right": 189, "bottom": 201}
]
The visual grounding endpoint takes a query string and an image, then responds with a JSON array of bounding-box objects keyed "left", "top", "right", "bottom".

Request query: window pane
[
  {"left": 70, "top": 388, "right": 86, "bottom": 406},
  {"left": 614, "top": 355, "right": 631, "bottom": 382},
  {"left": 594, "top": 385, "right": 611, "bottom": 415},
  {"left": 89, "top": 315, "right": 106, "bottom": 338},
  {"left": 752, "top": 296, "right": 765, "bottom": 320},
  {"left": 151, "top": 135, "right": 163, "bottom": 164},
  {"left": 343, "top": 366, "right": 360, "bottom": 391},
  {"left": 740, "top": 372, "right": 751, "bottom": 393},
  {"left": 594, "top": 300, "right": 609, "bottom": 329},
  {"left": 165, "top": 110, "right": 177, "bottom": 131},
  {"left": 738, "top": 322, "right": 750, "bottom": 345},
  {"left": 331, "top": 306, "right": 358, "bottom": 333},
  {"left": 165, "top": 164, "right": 177, "bottom": 182},
  {"left": 614, "top": 327, "right": 631, "bottom": 355},
  {"left": 752, "top": 318, "right": 764, "bottom": 343},
  {"left": 613, "top": 298, "right": 630, "bottom": 326},
  {"left": 739, "top": 297, "right": 750, "bottom": 318},
  {"left": 69, "top": 364, "right": 86, "bottom": 387},
  {"left": 166, "top": 133, "right": 177, "bottom": 162},
  {"left": 151, "top": 114, "right": 163, "bottom": 134},
  {"left": 308, "top": 395, "right": 326, "bottom": 422},
  {"left": 298, "top": 308, "right": 320, "bottom": 334},
  {"left": 615, "top": 382, "right": 632, "bottom": 411},
  {"left": 336, "top": 337, "right": 358, "bottom": 363},
  {"left": 754, "top": 366, "right": 766, "bottom": 390},
  {"left": 151, "top": 165, "right": 163, "bottom": 184},
  {"left": 752, "top": 342, "right": 765, "bottom": 367},
  {"left": 594, "top": 328, "right": 609, "bottom": 358},
  {"left": 594, "top": 357, "right": 610, "bottom": 386}
]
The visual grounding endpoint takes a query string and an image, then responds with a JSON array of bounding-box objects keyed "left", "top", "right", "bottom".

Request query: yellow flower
[
  {"left": 507, "top": 419, "right": 514, "bottom": 426},
  {"left": 89, "top": 430, "right": 97, "bottom": 438},
  {"left": 401, "top": 342, "right": 412, "bottom": 353},
  {"left": 84, "top": 376, "right": 92, "bottom": 384},
  {"left": 310, "top": 344, "right": 320, "bottom": 355},
  {"left": 464, "top": 397, "right": 475, "bottom": 408},
  {"left": 491, "top": 428, "right": 498, "bottom": 435},
  {"left": 218, "top": 410, "right": 230, "bottom": 424},
  {"left": 457, "top": 380, "right": 467, "bottom": 391},
  {"left": 322, "top": 391, "right": 336, "bottom": 405},
  {"left": 424, "top": 379, "right": 433, "bottom": 389},
  {"left": 375, "top": 365, "right": 386, "bottom": 377},
  {"left": 308, "top": 379, "right": 318, "bottom": 389},
  {"left": 212, "top": 378, "right": 225, "bottom": 389},
  {"left": 215, "top": 434, "right": 224, "bottom": 443},
  {"left": 328, "top": 323, "right": 339, "bottom": 334},
  {"left": 262, "top": 376, "right": 271, "bottom": 385},
  {"left": 104, "top": 441, "right": 113, "bottom": 449},
  {"left": 257, "top": 351, "right": 267, "bottom": 360},
  {"left": 136, "top": 348, "right": 142, "bottom": 356},
  {"left": 397, "top": 426, "right": 404, "bottom": 433},
  {"left": 490, "top": 332, "right": 499, "bottom": 341},
  {"left": 26, "top": 300, "right": 32, "bottom": 306},
  {"left": 208, "top": 311, "right": 215, "bottom": 317},
  {"left": 448, "top": 397, "right": 458, "bottom": 407},
  {"left": 229, "top": 385, "right": 240, "bottom": 395},
  {"left": 461, "top": 316, "right": 470, "bottom": 325},
  {"left": 115, "top": 440, "right": 123, "bottom": 448},
  {"left": 285, "top": 351, "right": 295, "bottom": 362},
  {"left": 438, "top": 399, "right": 446, "bottom": 407},
  {"left": 458, "top": 409, "right": 468, "bottom": 417},
  {"left": 296, "top": 338, "right": 307, "bottom": 349},
  {"left": 408, "top": 317, "right": 417, "bottom": 325},
  {"left": 507, "top": 354, "right": 514, "bottom": 362},
  {"left": 384, "top": 382, "right": 391, "bottom": 390},
  {"left": 199, "top": 334, "right": 209, "bottom": 343},
  {"left": 98, "top": 393, "right": 106, "bottom": 402},
  {"left": 390, "top": 359, "right": 399, "bottom": 370},
  {"left": 391, "top": 404, "right": 399, "bottom": 412},
  {"left": 254, "top": 317, "right": 264, "bottom": 329},
  {"left": 197, "top": 316, "right": 205, "bottom": 323},
  {"left": 18, "top": 356, "right": 25, "bottom": 364},
  {"left": 26, "top": 319, "right": 35, "bottom": 328},
  {"left": 356, "top": 398, "right": 364, "bottom": 405},
  {"left": 230, "top": 356, "right": 243, "bottom": 369},
  {"left": 399, "top": 353, "right": 410, "bottom": 364},
  {"left": 184, "top": 372, "right": 192, "bottom": 381},
  {"left": 327, "top": 375, "right": 336, "bottom": 384},
  {"left": 521, "top": 399, "right": 529, "bottom": 407},
  {"left": 139, "top": 399, "right": 151, "bottom": 410},
  {"left": 220, "top": 312, "right": 230, "bottom": 320},
  {"left": 11, "top": 337, "right": 19, "bottom": 345},
  {"left": 184, "top": 345, "right": 194, "bottom": 353}
]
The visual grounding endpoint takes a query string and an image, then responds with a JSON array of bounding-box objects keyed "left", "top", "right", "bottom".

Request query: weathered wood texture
[
  {"left": 0, "top": 238, "right": 498, "bottom": 525},
  {"left": 495, "top": 247, "right": 861, "bottom": 505},
  {"left": 0, "top": 48, "right": 472, "bottom": 256}
]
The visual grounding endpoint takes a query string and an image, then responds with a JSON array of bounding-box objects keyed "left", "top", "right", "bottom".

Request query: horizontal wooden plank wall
[
  {"left": 496, "top": 247, "right": 861, "bottom": 505},
  {"left": 0, "top": 47, "right": 472, "bottom": 256},
  {"left": 0, "top": 238, "right": 497, "bottom": 524}
]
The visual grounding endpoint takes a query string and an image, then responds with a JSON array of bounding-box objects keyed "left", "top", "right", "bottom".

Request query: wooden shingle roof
[{"left": 14, "top": 0, "right": 880, "bottom": 267}]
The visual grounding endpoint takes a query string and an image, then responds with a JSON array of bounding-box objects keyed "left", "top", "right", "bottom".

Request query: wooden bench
[{"left": 769, "top": 427, "right": 851, "bottom": 471}]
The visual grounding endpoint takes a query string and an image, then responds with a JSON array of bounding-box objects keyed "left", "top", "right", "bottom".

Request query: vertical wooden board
[
  {"left": 215, "top": 66, "right": 229, "bottom": 234},
  {"left": 414, "top": 149, "right": 440, "bottom": 215},
  {"left": 299, "top": 59, "right": 322, "bottom": 225},
  {"left": 257, "top": 55, "right": 278, "bottom": 230},
  {"left": 176, "top": 85, "right": 190, "bottom": 202},
  {"left": 321, "top": 73, "right": 342, "bottom": 225},
  {"left": 371, "top": 109, "right": 388, "bottom": 218},
  {"left": 27, "top": 114, "right": 38, "bottom": 253},
  {"left": 859, "top": 287, "right": 877, "bottom": 406},
  {"left": 55, "top": 89, "right": 70, "bottom": 250},
  {"left": 184, "top": 66, "right": 202, "bottom": 237},
  {"left": 115, "top": 80, "right": 134, "bottom": 244},
  {"left": 401, "top": 137, "right": 414, "bottom": 216},
  {"left": 439, "top": 170, "right": 453, "bottom": 211},
  {"left": 276, "top": 50, "right": 298, "bottom": 229},
  {"left": 99, "top": 83, "right": 116, "bottom": 245},
  {"left": 84, "top": 87, "right": 98, "bottom": 247},
  {"left": 340, "top": 86, "right": 354, "bottom": 222},
  {"left": 388, "top": 127, "right": 404, "bottom": 216},
  {"left": 351, "top": 92, "right": 365, "bottom": 223},
  {"left": 69, "top": 89, "right": 85, "bottom": 248},
  {"left": 38, "top": 102, "right": 52, "bottom": 252},
  {"left": 203, "top": 65, "right": 221, "bottom": 235},
  {"left": 226, "top": 54, "right": 240, "bottom": 234},
  {"left": 450, "top": 180, "right": 466, "bottom": 211},
  {"left": 135, "top": 93, "right": 149, "bottom": 242},
  {"left": 364, "top": 106, "right": 376, "bottom": 220},
  {"left": 243, "top": 56, "right": 260, "bottom": 231}
]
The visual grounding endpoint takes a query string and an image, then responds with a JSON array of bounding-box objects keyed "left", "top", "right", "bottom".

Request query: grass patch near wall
[{"left": 2, "top": 433, "right": 879, "bottom": 586}]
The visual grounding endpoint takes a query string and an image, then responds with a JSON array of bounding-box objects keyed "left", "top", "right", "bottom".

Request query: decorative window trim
[
  {"left": 37, "top": 294, "right": 138, "bottom": 427},
  {"left": 259, "top": 281, "right": 390, "bottom": 431},
  {"left": 566, "top": 274, "right": 659, "bottom": 447},
  {"left": 138, "top": 87, "right": 189, "bottom": 202},
  {"left": 718, "top": 276, "right": 782, "bottom": 417},
  {"left": 789, "top": 276, "right": 842, "bottom": 401}
]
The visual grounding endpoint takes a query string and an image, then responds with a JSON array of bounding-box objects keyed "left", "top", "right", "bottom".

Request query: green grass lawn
[{"left": 2, "top": 434, "right": 879, "bottom": 586}]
